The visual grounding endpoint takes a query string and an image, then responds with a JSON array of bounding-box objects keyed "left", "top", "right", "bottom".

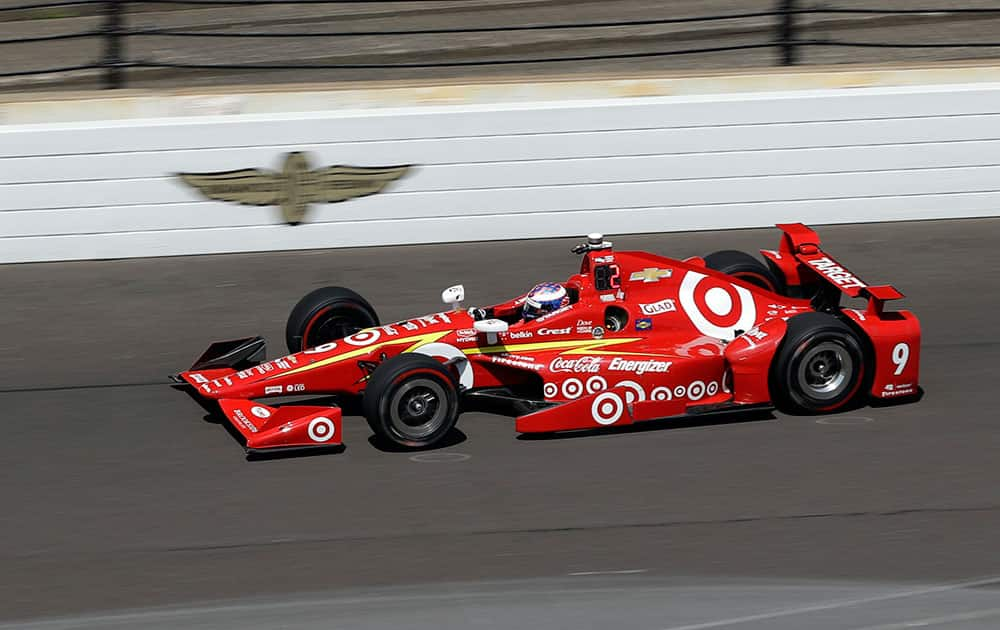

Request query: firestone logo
[
  {"left": 491, "top": 355, "right": 541, "bottom": 371},
  {"left": 549, "top": 356, "right": 602, "bottom": 373}
]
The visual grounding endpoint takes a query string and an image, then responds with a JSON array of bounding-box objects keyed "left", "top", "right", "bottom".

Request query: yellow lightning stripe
[
  {"left": 464, "top": 337, "right": 672, "bottom": 357},
  {"left": 276, "top": 331, "right": 451, "bottom": 377}
]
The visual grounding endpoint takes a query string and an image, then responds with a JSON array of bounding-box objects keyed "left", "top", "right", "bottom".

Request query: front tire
[
  {"left": 363, "top": 354, "right": 460, "bottom": 449},
  {"left": 770, "top": 313, "right": 868, "bottom": 414},
  {"left": 285, "top": 286, "right": 379, "bottom": 354}
]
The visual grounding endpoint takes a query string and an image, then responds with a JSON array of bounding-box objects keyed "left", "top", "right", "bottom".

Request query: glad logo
[
  {"left": 640, "top": 298, "right": 677, "bottom": 315},
  {"left": 538, "top": 327, "right": 572, "bottom": 336},
  {"left": 549, "top": 356, "right": 602, "bottom": 373},
  {"left": 608, "top": 357, "right": 672, "bottom": 375}
]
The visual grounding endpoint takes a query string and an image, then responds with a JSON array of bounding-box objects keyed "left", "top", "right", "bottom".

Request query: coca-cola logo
[{"left": 549, "top": 356, "right": 602, "bottom": 373}]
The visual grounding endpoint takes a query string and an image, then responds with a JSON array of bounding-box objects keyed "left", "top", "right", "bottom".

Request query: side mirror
[
  {"left": 441, "top": 284, "right": 465, "bottom": 310},
  {"left": 473, "top": 318, "right": 508, "bottom": 345}
]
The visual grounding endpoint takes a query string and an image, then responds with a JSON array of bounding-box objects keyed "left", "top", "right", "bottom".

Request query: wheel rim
[
  {"left": 304, "top": 306, "right": 370, "bottom": 348},
  {"left": 388, "top": 378, "right": 448, "bottom": 440},
  {"left": 796, "top": 341, "right": 853, "bottom": 401}
]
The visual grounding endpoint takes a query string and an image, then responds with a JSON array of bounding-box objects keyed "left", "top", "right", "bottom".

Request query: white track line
[
  {"left": 849, "top": 606, "right": 1000, "bottom": 630},
  {"left": 660, "top": 575, "right": 1000, "bottom": 630}
]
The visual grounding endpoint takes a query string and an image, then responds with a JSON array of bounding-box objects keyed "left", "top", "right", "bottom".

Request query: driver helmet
[{"left": 523, "top": 282, "right": 569, "bottom": 320}]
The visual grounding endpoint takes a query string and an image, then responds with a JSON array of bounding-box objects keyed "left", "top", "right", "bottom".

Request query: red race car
[{"left": 173, "top": 223, "right": 921, "bottom": 455}]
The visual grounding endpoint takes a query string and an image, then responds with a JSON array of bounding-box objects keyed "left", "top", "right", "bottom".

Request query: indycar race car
[{"left": 173, "top": 223, "right": 921, "bottom": 455}]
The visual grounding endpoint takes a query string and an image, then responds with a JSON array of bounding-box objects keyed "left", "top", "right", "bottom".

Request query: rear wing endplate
[{"left": 772, "top": 223, "right": 904, "bottom": 315}]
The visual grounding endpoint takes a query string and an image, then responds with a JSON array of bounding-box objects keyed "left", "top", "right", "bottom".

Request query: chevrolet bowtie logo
[
  {"left": 178, "top": 152, "right": 411, "bottom": 224},
  {"left": 629, "top": 268, "right": 673, "bottom": 283}
]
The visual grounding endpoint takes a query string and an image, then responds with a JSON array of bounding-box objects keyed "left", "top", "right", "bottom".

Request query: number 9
[{"left": 891, "top": 343, "right": 909, "bottom": 376}]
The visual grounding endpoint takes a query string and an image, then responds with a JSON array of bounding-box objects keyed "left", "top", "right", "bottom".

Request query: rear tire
[
  {"left": 363, "top": 354, "right": 460, "bottom": 449},
  {"left": 704, "top": 250, "right": 782, "bottom": 294},
  {"left": 285, "top": 286, "right": 379, "bottom": 354},
  {"left": 770, "top": 313, "right": 868, "bottom": 414}
]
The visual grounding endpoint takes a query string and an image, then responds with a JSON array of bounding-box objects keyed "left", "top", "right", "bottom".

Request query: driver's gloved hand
[{"left": 469, "top": 307, "right": 488, "bottom": 321}]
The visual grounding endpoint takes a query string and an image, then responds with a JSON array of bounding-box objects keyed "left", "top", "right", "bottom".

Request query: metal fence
[{"left": 1, "top": 1, "right": 1000, "bottom": 88}]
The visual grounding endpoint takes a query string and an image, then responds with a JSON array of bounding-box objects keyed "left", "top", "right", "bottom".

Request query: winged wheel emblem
[{"left": 178, "top": 152, "right": 410, "bottom": 224}]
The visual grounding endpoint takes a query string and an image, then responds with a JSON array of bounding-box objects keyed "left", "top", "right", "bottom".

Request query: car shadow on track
[
  {"left": 515, "top": 408, "right": 777, "bottom": 441},
  {"left": 367, "top": 428, "right": 468, "bottom": 453},
  {"left": 246, "top": 444, "right": 346, "bottom": 461}
]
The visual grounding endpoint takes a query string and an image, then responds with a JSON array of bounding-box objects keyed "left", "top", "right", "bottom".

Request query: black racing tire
[
  {"left": 704, "top": 250, "right": 782, "bottom": 294},
  {"left": 770, "top": 313, "right": 869, "bottom": 414},
  {"left": 363, "top": 354, "right": 460, "bottom": 449},
  {"left": 285, "top": 286, "right": 380, "bottom": 354}
]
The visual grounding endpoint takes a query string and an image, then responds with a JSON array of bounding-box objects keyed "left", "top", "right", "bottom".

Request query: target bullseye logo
[
  {"left": 651, "top": 386, "right": 672, "bottom": 401},
  {"left": 344, "top": 329, "right": 382, "bottom": 346},
  {"left": 704, "top": 287, "right": 734, "bottom": 320},
  {"left": 687, "top": 380, "right": 707, "bottom": 401},
  {"left": 543, "top": 382, "right": 558, "bottom": 398},
  {"left": 679, "top": 271, "right": 756, "bottom": 340},
  {"left": 250, "top": 406, "right": 271, "bottom": 419},
  {"left": 562, "top": 378, "right": 584, "bottom": 399},
  {"left": 308, "top": 416, "right": 336, "bottom": 442},
  {"left": 585, "top": 376, "right": 608, "bottom": 394},
  {"left": 591, "top": 392, "right": 624, "bottom": 425},
  {"left": 615, "top": 380, "right": 646, "bottom": 404}
]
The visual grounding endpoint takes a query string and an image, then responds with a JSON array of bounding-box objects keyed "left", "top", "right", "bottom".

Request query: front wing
[{"left": 217, "top": 399, "right": 343, "bottom": 453}]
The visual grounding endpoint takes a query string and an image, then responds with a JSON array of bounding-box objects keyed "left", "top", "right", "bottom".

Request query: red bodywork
[{"left": 176, "top": 224, "right": 921, "bottom": 453}]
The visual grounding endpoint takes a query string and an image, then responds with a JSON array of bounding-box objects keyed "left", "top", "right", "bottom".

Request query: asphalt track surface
[{"left": 1, "top": 219, "right": 999, "bottom": 628}]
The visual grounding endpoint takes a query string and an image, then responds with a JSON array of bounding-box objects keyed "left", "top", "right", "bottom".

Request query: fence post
[
  {"left": 777, "top": 0, "right": 798, "bottom": 65},
  {"left": 101, "top": 0, "right": 124, "bottom": 88}
]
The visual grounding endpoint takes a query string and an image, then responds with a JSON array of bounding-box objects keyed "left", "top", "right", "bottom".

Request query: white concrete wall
[{"left": 2, "top": 79, "right": 1000, "bottom": 262}]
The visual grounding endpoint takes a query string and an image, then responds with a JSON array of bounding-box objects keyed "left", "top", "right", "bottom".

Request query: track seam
[{"left": 52, "top": 504, "right": 994, "bottom": 556}]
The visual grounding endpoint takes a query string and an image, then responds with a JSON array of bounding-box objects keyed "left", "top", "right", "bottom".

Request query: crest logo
[{"left": 178, "top": 152, "right": 410, "bottom": 224}]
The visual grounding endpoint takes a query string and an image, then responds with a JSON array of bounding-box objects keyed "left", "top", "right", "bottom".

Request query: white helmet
[{"left": 523, "top": 282, "right": 569, "bottom": 320}]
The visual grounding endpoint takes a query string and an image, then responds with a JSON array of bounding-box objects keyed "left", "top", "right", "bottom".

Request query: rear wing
[{"left": 761, "top": 223, "right": 903, "bottom": 316}]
